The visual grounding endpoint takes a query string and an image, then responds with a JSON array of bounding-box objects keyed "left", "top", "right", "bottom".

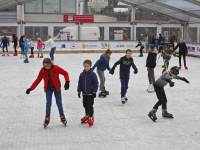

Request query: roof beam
[
  {"left": 0, "top": 0, "right": 35, "bottom": 10},
  {"left": 119, "top": 0, "right": 186, "bottom": 23},
  {"left": 184, "top": 0, "right": 200, "bottom": 6},
  {"left": 150, "top": 1, "right": 200, "bottom": 19}
]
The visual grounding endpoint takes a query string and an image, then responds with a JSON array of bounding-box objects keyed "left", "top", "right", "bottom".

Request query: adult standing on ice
[
  {"left": 25, "top": 58, "right": 70, "bottom": 128},
  {"left": 91, "top": 49, "right": 112, "bottom": 98},
  {"left": 41, "top": 35, "right": 56, "bottom": 63}
]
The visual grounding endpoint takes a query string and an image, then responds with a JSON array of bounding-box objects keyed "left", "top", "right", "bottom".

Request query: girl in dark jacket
[
  {"left": 19, "top": 34, "right": 25, "bottom": 58},
  {"left": 0, "top": 36, "right": 9, "bottom": 56},
  {"left": 174, "top": 38, "right": 188, "bottom": 70},
  {"left": 12, "top": 34, "right": 18, "bottom": 56},
  {"left": 26, "top": 58, "right": 70, "bottom": 128},
  {"left": 135, "top": 39, "right": 144, "bottom": 57},
  {"left": 146, "top": 44, "right": 157, "bottom": 92}
]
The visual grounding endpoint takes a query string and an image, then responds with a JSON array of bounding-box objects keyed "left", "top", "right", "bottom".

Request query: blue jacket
[
  {"left": 77, "top": 69, "right": 98, "bottom": 95},
  {"left": 154, "top": 38, "right": 159, "bottom": 46},
  {"left": 21, "top": 40, "right": 29, "bottom": 50},
  {"left": 162, "top": 48, "right": 177, "bottom": 61},
  {"left": 112, "top": 56, "right": 137, "bottom": 79},
  {"left": 92, "top": 53, "right": 111, "bottom": 71}
]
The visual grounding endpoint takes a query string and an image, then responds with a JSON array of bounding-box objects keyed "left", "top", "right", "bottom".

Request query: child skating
[
  {"left": 26, "top": 58, "right": 70, "bottom": 128},
  {"left": 135, "top": 39, "right": 144, "bottom": 57},
  {"left": 21, "top": 37, "right": 29, "bottom": 63},
  {"left": 29, "top": 38, "right": 34, "bottom": 58},
  {"left": 0, "top": 36, "right": 9, "bottom": 56},
  {"left": 91, "top": 49, "right": 112, "bottom": 98},
  {"left": 110, "top": 49, "right": 138, "bottom": 104},
  {"left": 148, "top": 66, "right": 189, "bottom": 122},
  {"left": 37, "top": 38, "right": 43, "bottom": 58},
  {"left": 78, "top": 60, "right": 98, "bottom": 127}
]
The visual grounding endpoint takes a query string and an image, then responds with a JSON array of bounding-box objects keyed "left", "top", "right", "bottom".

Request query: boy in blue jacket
[
  {"left": 91, "top": 49, "right": 112, "bottom": 98},
  {"left": 161, "top": 44, "right": 177, "bottom": 74},
  {"left": 78, "top": 60, "right": 98, "bottom": 127},
  {"left": 21, "top": 37, "right": 29, "bottom": 63},
  {"left": 110, "top": 49, "right": 138, "bottom": 104}
]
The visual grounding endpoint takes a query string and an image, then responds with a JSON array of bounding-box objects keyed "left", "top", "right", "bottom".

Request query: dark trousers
[
  {"left": 172, "top": 43, "right": 175, "bottom": 50},
  {"left": 120, "top": 79, "right": 129, "bottom": 97},
  {"left": 2, "top": 46, "right": 8, "bottom": 53},
  {"left": 21, "top": 47, "right": 24, "bottom": 55},
  {"left": 14, "top": 44, "right": 17, "bottom": 53},
  {"left": 148, "top": 68, "right": 155, "bottom": 85},
  {"left": 83, "top": 95, "right": 94, "bottom": 117},
  {"left": 163, "top": 60, "right": 169, "bottom": 71},
  {"left": 140, "top": 47, "right": 144, "bottom": 55},
  {"left": 46, "top": 87, "right": 64, "bottom": 117},
  {"left": 31, "top": 47, "right": 34, "bottom": 55},
  {"left": 179, "top": 54, "right": 186, "bottom": 66},
  {"left": 153, "top": 84, "right": 167, "bottom": 109}
]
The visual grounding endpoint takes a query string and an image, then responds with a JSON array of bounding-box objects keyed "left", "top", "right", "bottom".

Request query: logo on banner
[
  {"left": 126, "top": 45, "right": 134, "bottom": 48},
  {"left": 70, "top": 44, "right": 77, "bottom": 49},
  {"left": 116, "top": 45, "right": 125, "bottom": 48},
  {"left": 82, "top": 44, "right": 97, "bottom": 49},
  {"left": 68, "top": 15, "right": 73, "bottom": 21},
  {"left": 197, "top": 47, "right": 200, "bottom": 52},
  {"left": 187, "top": 46, "right": 195, "bottom": 52},
  {"left": 101, "top": 43, "right": 111, "bottom": 49},
  {"left": 82, "top": 44, "right": 87, "bottom": 49}
]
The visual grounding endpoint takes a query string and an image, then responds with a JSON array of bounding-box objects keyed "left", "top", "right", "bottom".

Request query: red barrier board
[{"left": 63, "top": 15, "right": 94, "bottom": 23}]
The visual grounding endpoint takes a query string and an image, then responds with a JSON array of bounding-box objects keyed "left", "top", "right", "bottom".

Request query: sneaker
[
  {"left": 184, "top": 66, "right": 188, "bottom": 70},
  {"left": 1, "top": 53, "right": 5, "bottom": 56},
  {"left": 121, "top": 97, "right": 125, "bottom": 104}
]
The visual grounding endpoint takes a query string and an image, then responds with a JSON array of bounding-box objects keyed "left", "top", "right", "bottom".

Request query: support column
[
  {"left": 20, "top": 4, "right": 24, "bottom": 35},
  {"left": 183, "top": 23, "right": 188, "bottom": 42},
  {"left": 131, "top": 6, "right": 135, "bottom": 41}
]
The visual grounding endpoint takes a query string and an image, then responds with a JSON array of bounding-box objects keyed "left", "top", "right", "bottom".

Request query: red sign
[{"left": 63, "top": 15, "right": 94, "bottom": 23}]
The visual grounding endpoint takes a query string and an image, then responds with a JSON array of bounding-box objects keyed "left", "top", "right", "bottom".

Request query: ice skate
[
  {"left": 148, "top": 109, "right": 157, "bottom": 122},
  {"left": 81, "top": 114, "right": 89, "bottom": 123},
  {"left": 43, "top": 116, "right": 50, "bottom": 128},
  {"left": 184, "top": 66, "right": 188, "bottom": 70},
  {"left": 103, "top": 90, "right": 109, "bottom": 95},
  {"left": 60, "top": 115, "right": 67, "bottom": 126},
  {"left": 24, "top": 59, "right": 29, "bottom": 63},
  {"left": 37, "top": 55, "right": 40, "bottom": 58},
  {"left": 162, "top": 109, "right": 173, "bottom": 118},
  {"left": 1, "top": 53, "right": 5, "bottom": 56},
  {"left": 23, "top": 55, "right": 25, "bottom": 58},
  {"left": 147, "top": 84, "right": 155, "bottom": 93},
  {"left": 121, "top": 97, "right": 125, "bottom": 104},
  {"left": 40, "top": 55, "right": 43, "bottom": 58},
  {"left": 51, "top": 60, "right": 54, "bottom": 63},
  {"left": 125, "top": 96, "right": 128, "bottom": 102},
  {"left": 98, "top": 91, "right": 107, "bottom": 98},
  {"left": 13, "top": 53, "right": 18, "bottom": 56},
  {"left": 162, "top": 65, "right": 165, "bottom": 68},
  {"left": 139, "top": 54, "right": 143, "bottom": 57},
  {"left": 178, "top": 66, "right": 181, "bottom": 70},
  {"left": 88, "top": 116, "right": 94, "bottom": 127},
  {"left": 7, "top": 53, "right": 9, "bottom": 56},
  {"left": 20, "top": 55, "right": 23, "bottom": 59},
  {"left": 162, "top": 70, "right": 165, "bottom": 74}
]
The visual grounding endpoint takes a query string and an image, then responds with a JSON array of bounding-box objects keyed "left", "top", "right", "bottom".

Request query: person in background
[
  {"left": 162, "top": 35, "right": 166, "bottom": 43},
  {"left": 158, "top": 34, "right": 163, "bottom": 45},
  {"left": 154, "top": 36, "right": 159, "bottom": 50},
  {"left": 0, "top": 36, "right": 9, "bottom": 56},
  {"left": 19, "top": 34, "right": 25, "bottom": 59},
  {"left": 135, "top": 39, "right": 144, "bottom": 57},
  {"left": 152, "top": 35, "right": 155, "bottom": 45},
  {"left": 148, "top": 35, "right": 152, "bottom": 45},
  {"left": 37, "top": 38, "right": 43, "bottom": 58},
  {"left": 123, "top": 33, "right": 129, "bottom": 41},
  {"left": 170, "top": 32, "right": 177, "bottom": 50},
  {"left": 145, "top": 35, "right": 149, "bottom": 52},
  {"left": 21, "top": 36, "right": 29, "bottom": 63},
  {"left": 174, "top": 38, "right": 188, "bottom": 70},
  {"left": 12, "top": 34, "right": 18, "bottom": 56},
  {"left": 29, "top": 38, "right": 34, "bottom": 58}
]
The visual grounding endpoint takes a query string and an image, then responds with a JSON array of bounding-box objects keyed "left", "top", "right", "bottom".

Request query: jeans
[
  {"left": 148, "top": 68, "right": 155, "bottom": 85},
  {"left": 2, "top": 46, "right": 8, "bottom": 53},
  {"left": 153, "top": 84, "right": 167, "bottom": 109},
  {"left": 97, "top": 69, "right": 105, "bottom": 91},
  {"left": 45, "top": 87, "right": 64, "bottom": 117},
  {"left": 50, "top": 47, "right": 56, "bottom": 61},
  {"left": 83, "top": 95, "right": 94, "bottom": 117},
  {"left": 120, "top": 79, "right": 129, "bottom": 97},
  {"left": 25, "top": 48, "right": 29, "bottom": 60},
  {"left": 38, "top": 47, "right": 43, "bottom": 56}
]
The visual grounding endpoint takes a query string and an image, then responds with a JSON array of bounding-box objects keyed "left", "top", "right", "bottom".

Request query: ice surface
[{"left": 0, "top": 53, "right": 199, "bottom": 150}]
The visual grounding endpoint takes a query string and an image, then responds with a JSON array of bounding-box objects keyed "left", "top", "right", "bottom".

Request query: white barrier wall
[{"left": 4, "top": 41, "right": 200, "bottom": 57}]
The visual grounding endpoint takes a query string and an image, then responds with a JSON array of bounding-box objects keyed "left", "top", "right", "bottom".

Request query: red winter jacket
[{"left": 30, "top": 65, "right": 70, "bottom": 92}]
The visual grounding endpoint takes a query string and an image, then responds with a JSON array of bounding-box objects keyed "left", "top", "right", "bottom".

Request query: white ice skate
[
  {"left": 121, "top": 97, "right": 125, "bottom": 104},
  {"left": 147, "top": 84, "right": 155, "bottom": 93}
]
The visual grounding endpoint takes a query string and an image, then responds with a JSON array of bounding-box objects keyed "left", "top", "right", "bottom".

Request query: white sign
[
  {"left": 43, "top": 0, "right": 59, "bottom": 13},
  {"left": 25, "top": 0, "right": 42, "bottom": 13},
  {"left": 114, "top": 30, "right": 123, "bottom": 40},
  {"left": 61, "top": 0, "right": 76, "bottom": 13}
]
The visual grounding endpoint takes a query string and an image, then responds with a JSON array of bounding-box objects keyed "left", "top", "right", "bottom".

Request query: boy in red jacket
[{"left": 26, "top": 58, "right": 70, "bottom": 128}]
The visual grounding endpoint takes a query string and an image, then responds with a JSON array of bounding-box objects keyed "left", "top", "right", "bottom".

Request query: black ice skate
[
  {"left": 98, "top": 92, "right": 107, "bottom": 98},
  {"left": 103, "top": 90, "right": 109, "bottom": 95},
  {"left": 43, "top": 116, "right": 50, "bottom": 128},
  {"left": 24, "top": 59, "right": 29, "bottom": 63},
  {"left": 121, "top": 97, "right": 125, "bottom": 104},
  {"left": 60, "top": 115, "right": 67, "bottom": 126},
  {"left": 162, "top": 109, "right": 174, "bottom": 118},
  {"left": 125, "top": 96, "right": 128, "bottom": 102},
  {"left": 148, "top": 109, "right": 157, "bottom": 122}
]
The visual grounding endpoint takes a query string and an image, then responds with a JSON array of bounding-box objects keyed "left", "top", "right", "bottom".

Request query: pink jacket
[{"left": 37, "top": 39, "right": 43, "bottom": 48}]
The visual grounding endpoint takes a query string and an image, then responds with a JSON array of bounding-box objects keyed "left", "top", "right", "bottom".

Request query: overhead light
[{"left": 136, "top": 8, "right": 138, "bottom": 9}]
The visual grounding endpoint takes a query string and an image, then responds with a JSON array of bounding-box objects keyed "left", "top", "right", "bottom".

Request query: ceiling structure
[{"left": 0, "top": 0, "right": 35, "bottom": 10}]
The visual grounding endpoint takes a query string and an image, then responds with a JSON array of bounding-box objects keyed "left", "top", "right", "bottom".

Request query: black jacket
[
  {"left": 146, "top": 52, "right": 157, "bottom": 68},
  {"left": 174, "top": 43, "right": 188, "bottom": 55},
  {"left": 136, "top": 42, "right": 144, "bottom": 48},
  {"left": 0, "top": 39, "right": 9, "bottom": 47},
  {"left": 112, "top": 56, "right": 137, "bottom": 79},
  {"left": 19, "top": 36, "right": 25, "bottom": 47}
]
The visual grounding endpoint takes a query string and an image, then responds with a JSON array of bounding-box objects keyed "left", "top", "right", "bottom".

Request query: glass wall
[
  {"left": 109, "top": 27, "right": 130, "bottom": 40},
  {"left": 187, "top": 27, "right": 197, "bottom": 43},
  {"left": 80, "top": 27, "right": 104, "bottom": 41},
  {"left": 0, "top": 6, "right": 16, "bottom": 12},
  {"left": 136, "top": 27, "right": 157, "bottom": 41},
  {"left": 25, "top": 27, "right": 48, "bottom": 41},
  {"left": 53, "top": 26, "right": 78, "bottom": 40},
  {"left": 0, "top": 26, "right": 17, "bottom": 37},
  {"left": 25, "top": 0, "right": 76, "bottom": 14},
  {"left": 162, "top": 27, "right": 182, "bottom": 42}
]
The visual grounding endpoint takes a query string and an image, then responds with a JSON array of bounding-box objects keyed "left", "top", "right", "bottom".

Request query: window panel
[
  {"left": 43, "top": 0, "right": 59, "bottom": 13},
  {"left": 25, "top": 0, "right": 42, "bottom": 13}
]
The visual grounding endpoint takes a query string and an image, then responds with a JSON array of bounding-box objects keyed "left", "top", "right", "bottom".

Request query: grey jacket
[{"left": 155, "top": 71, "right": 182, "bottom": 88}]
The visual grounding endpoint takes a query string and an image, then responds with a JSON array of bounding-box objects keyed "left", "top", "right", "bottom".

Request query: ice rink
[{"left": 0, "top": 53, "right": 199, "bottom": 150}]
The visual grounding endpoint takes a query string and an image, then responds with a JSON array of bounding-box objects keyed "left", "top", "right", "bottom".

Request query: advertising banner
[{"left": 63, "top": 15, "right": 94, "bottom": 23}]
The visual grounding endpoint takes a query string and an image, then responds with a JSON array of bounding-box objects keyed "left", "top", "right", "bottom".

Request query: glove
[
  {"left": 169, "top": 81, "right": 175, "bottom": 87},
  {"left": 134, "top": 68, "right": 138, "bottom": 74},
  {"left": 64, "top": 81, "right": 70, "bottom": 90},
  {"left": 93, "top": 93, "right": 96, "bottom": 98},
  {"left": 110, "top": 68, "right": 115, "bottom": 75},
  {"left": 147, "top": 68, "right": 150, "bottom": 72},
  {"left": 26, "top": 88, "right": 32, "bottom": 94},
  {"left": 40, "top": 42, "right": 44, "bottom": 45},
  {"left": 181, "top": 77, "right": 190, "bottom": 84},
  {"left": 78, "top": 93, "right": 81, "bottom": 98}
]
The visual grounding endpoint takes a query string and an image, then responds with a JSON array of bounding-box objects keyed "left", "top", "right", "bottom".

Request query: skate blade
[
  {"left": 88, "top": 123, "right": 93, "bottom": 127},
  {"left": 162, "top": 116, "right": 174, "bottom": 118},
  {"left": 43, "top": 124, "right": 48, "bottom": 128},
  {"left": 148, "top": 114, "right": 156, "bottom": 122},
  {"left": 62, "top": 122, "right": 67, "bottom": 126},
  {"left": 122, "top": 101, "right": 125, "bottom": 104},
  {"left": 98, "top": 96, "right": 107, "bottom": 98}
]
